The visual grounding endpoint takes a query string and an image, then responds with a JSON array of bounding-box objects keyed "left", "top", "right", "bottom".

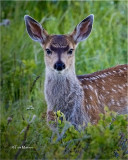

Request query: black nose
[{"left": 54, "top": 62, "right": 65, "bottom": 71}]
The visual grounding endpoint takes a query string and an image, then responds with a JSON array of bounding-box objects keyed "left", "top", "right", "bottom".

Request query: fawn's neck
[{"left": 44, "top": 68, "right": 89, "bottom": 126}]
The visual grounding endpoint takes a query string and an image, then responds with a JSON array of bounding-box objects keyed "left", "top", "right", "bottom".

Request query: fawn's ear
[
  {"left": 71, "top": 14, "right": 94, "bottom": 43},
  {"left": 24, "top": 15, "right": 48, "bottom": 43}
]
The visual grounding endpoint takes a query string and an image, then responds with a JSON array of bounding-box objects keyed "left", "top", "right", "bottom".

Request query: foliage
[
  {"left": 0, "top": 1, "right": 127, "bottom": 159},
  {"left": 1, "top": 108, "right": 128, "bottom": 159}
]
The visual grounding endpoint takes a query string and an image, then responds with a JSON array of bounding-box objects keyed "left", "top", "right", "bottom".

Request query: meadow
[{"left": 0, "top": 1, "right": 127, "bottom": 159}]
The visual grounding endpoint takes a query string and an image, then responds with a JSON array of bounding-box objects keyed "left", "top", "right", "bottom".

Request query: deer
[{"left": 24, "top": 14, "right": 128, "bottom": 129}]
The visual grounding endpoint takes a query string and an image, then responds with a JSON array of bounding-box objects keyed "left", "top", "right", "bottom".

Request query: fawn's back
[
  {"left": 24, "top": 14, "right": 128, "bottom": 128},
  {"left": 78, "top": 64, "right": 127, "bottom": 123}
]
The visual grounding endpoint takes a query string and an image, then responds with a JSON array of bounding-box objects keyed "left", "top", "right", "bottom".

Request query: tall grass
[{"left": 0, "top": 1, "right": 127, "bottom": 159}]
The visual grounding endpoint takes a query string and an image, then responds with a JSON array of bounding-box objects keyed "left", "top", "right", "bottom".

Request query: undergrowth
[{"left": 1, "top": 108, "right": 128, "bottom": 159}]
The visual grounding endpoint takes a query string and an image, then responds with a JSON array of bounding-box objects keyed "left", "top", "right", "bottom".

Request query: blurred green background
[{"left": 0, "top": 0, "right": 127, "bottom": 159}]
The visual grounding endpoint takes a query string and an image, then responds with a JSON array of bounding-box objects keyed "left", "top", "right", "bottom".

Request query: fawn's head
[{"left": 24, "top": 14, "right": 94, "bottom": 74}]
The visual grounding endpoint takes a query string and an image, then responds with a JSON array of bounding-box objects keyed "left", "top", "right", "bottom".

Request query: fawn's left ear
[
  {"left": 24, "top": 15, "right": 48, "bottom": 43},
  {"left": 71, "top": 14, "right": 94, "bottom": 43}
]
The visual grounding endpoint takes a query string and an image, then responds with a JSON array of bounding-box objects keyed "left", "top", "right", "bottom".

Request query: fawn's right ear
[{"left": 24, "top": 15, "right": 48, "bottom": 43}]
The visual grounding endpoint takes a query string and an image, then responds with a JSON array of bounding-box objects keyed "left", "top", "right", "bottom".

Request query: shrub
[{"left": 1, "top": 108, "right": 127, "bottom": 159}]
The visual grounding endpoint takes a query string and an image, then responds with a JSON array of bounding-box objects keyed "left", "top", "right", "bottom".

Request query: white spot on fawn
[
  {"left": 119, "top": 69, "right": 123, "bottom": 73},
  {"left": 90, "top": 96, "right": 93, "bottom": 100},
  {"left": 117, "top": 85, "right": 123, "bottom": 90},
  {"left": 109, "top": 79, "right": 112, "bottom": 82},
  {"left": 95, "top": 90, "right": 98, "bottom": 97},
  {"left": 90, "top": 80, "right": 93, "bottom": 83},
  {"left": 111, "top": 99, "right": 115, "bottom": 105},
  {"left": 89, "top": 85, "right": 93, "bottom": 91},
  {"left": 102, "top": 79, "right": 105, "bottom": 83},
  {"left": 96, "top": 76, "right": 100, "bottom": 79},
  {"left": 102, "top": 86, "right": 105, "bottom": 90},
  {"left": 108, "top": 72, "right": 112, "bottom": 75},
  {"left": 99, "top": 74, "right": 107, "bottom": 78},
  {"left": 84, "top": 78, "right": 89, "bottom": 80},
  {"left": 84, "top": 86, "right": 88, "bottom": 89},
  {"left": 99, "top": 95, "right": 104, "bottom": 100},
  {"left": 122, "top": 84, "right": 126, "bottom": 88},
  {"left": 97, "top": 99, "right": 101, "bottom": 104},
  {"left": 111, "top": 88, "right": 116, "bottom": 93},
  {"left": 86, "top": 105, "right": 90, "bottom": 110},
  {"left": 90, "top": 77, "right": 96, "bottom": 80},
  {"left": 117, "top": 102, "right": 120, "bottom": 106}
]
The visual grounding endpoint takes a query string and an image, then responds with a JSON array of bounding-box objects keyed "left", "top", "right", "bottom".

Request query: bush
[{"left": 1, "top": 108, "right": 127, "bottom": 159}]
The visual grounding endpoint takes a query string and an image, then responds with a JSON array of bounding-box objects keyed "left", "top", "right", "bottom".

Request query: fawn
[{"left": 24, "top": 14, "right": 128, "bottom": 129}]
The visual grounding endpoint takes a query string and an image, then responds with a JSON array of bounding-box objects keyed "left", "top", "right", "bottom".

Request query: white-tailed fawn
[{"left": 24, "top": 14, "right": 128, "bottom": 129}]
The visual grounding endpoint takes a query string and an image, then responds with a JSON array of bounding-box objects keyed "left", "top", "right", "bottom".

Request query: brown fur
[{"left": 78, "top": 65, "right": 128, "bottom": 123}]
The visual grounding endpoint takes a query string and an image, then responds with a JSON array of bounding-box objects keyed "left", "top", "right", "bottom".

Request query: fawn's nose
[{"left": 54, "top": 62, "right": 65, "bottom": 71}]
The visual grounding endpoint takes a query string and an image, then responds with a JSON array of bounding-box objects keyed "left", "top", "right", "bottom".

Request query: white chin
[{"left": 55, "top": 70, "right": 63, "bottom": 74}]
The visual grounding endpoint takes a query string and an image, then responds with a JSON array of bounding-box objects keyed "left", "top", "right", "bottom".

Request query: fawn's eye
[
  {"left": 68, "top": 49, "right": 73, "bottom": 55},
  {"left": 46, "top": 49, "right": 52, "bottom": 55}
]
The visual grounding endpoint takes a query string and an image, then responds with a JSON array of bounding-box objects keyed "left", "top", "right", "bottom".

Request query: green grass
[{"left": 0, "top": 1, "right": 127, "bottom": 159}]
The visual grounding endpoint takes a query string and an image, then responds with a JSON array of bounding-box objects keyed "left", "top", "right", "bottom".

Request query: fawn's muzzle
[{"left": 54, "top": 62, "right": 65, "bottom": 71}]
